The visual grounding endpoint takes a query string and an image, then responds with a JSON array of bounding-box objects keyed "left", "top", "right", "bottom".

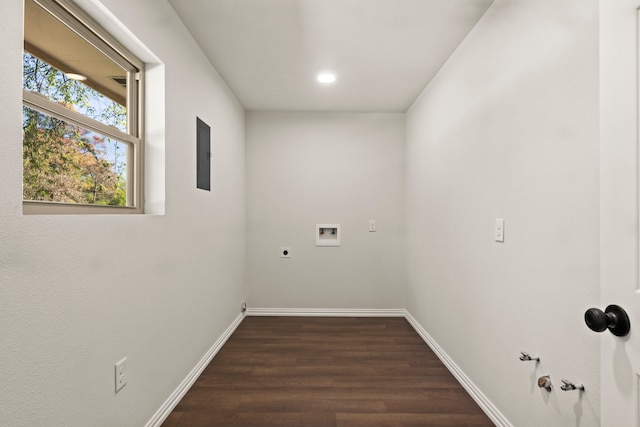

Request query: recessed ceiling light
[
  {"left": 65, "top": 73, "right": 87, "bottom": 81},
  {"left": 316, "top": 72, "right": 336, "bottom": 85}
]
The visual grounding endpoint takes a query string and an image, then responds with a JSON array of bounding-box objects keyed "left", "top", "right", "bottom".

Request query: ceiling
[{"left": 167, "top": 0, "right": 494, "bottom": 112}]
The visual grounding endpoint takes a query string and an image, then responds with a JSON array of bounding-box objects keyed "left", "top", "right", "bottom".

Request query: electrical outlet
[
  {"left": 280, "top": 247, "right": 291, "bottom": 258},
  {"left": 369, "top": 220, "right": 376, "bottom": 232},
  {"left": 241, "top": 301, "right": 247, "bottom": 313},
  {"left": 115, "top": 357, "right": 127, "bottom": 393},
  {"left": 494, "top": 218, "right": 504, "bottom": 242}
]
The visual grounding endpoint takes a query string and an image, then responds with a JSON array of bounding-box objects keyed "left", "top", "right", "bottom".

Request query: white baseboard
[
  {"left": 404, "top": 312, "right": 511, "bottom": 427},
  {"left": 244, "top": 307, "right": 406, "bottom": 317},
  {"left": 144, "top": 312, "right": 245, "bottom": 427}
]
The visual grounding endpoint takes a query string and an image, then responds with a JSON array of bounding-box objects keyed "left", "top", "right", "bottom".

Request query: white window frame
[{"left": 22, "top": 0, "right": 145, "bottom": 214}]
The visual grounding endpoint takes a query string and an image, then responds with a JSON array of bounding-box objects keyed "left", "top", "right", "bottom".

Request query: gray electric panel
[{"left": 196, "top": 117, "right": 211, "bottom": 191}]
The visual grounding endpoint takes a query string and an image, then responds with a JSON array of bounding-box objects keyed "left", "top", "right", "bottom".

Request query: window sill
[{"left": 23, "top": 200, "right": 142, "bottom": 215}]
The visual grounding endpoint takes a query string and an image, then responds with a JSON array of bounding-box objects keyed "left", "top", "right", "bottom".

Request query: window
[{"left": 23, "top": 0, "right": 144, "bottom": 214}]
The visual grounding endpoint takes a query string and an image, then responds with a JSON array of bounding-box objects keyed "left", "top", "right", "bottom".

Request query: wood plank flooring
[{"left": 162, "top": 317, "right": 494, "bottom": 427}]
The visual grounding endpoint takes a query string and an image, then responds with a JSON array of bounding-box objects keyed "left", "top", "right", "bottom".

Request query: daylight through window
[{"left": 23, "top": 0, "right": 144, "bottom": 213}]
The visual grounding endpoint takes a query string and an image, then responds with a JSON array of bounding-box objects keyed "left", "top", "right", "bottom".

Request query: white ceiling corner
[{"left": 168, "top": 0, "right": 494, "bottom": 112}]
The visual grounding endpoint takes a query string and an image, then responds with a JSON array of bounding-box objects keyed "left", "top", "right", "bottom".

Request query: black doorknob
[{"left": 584, "top": 305, "right": 631, "bottom": 337}]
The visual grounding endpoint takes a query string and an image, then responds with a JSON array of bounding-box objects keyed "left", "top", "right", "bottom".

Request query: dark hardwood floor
[{"left": 162, "top": 317, "right": 494, "bottom": 427}]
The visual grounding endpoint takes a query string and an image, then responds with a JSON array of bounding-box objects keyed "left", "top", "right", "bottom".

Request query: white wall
[
  {"left": 0, "top": 0, "right": 246, "bottom": 425},
  {"left": 405, "top": 0, "right": 600, "bottom": 426},
  {"left": 246, "top": 112, "right": 405, "bottom": 309}
]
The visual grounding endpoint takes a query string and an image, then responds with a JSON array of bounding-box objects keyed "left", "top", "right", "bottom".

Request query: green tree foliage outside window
[{"left": 22, "top": 52, "right": 127, "bottom": 206}]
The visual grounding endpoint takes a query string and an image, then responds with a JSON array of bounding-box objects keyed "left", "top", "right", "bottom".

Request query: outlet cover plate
[
  {"left": 494, "top": 218, "right": 504, "bottom": 242},
  {"left": 115, "top": 357, "right": 127, "bottom": 393}
]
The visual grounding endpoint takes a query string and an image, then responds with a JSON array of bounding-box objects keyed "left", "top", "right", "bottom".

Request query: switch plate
[
  {"left": 115, "top": 357, "right": 127, "bottom": 393},
  {"left": 369, "top": 220, "right": 376, "bottom": 232},
  {"left": 280, "top": 247, "right": 291, "bottom": 258},
  {"left": 494, "top": 218, "right": 504, "bottom": 242}
]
